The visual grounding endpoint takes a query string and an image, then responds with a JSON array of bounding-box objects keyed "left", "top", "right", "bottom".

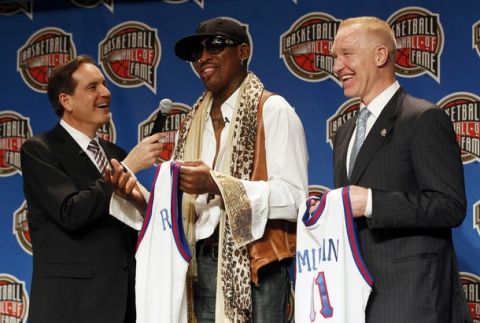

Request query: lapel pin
[{"left": 380, "top": 128, "right": 387, "bottom": 137}]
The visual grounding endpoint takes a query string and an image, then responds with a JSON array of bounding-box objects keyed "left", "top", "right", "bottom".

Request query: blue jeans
[{"left": 193, "top": 243, "right": 291, "bottom": 323}]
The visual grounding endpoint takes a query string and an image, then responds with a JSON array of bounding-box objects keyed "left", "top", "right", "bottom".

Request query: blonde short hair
[{"left": 339, "top": 16, "right": 397, "bottom": 56}]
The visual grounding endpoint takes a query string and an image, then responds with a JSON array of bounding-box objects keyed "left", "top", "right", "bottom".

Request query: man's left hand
[
  {"left": 349, "top": 185, "right": 368, "bottom": 217},
  {"left": 105, "top": 159, "right": 146, "bottom": 211},
  {"left": 177, "top": 160, "right": 221, "bottom": 195}
]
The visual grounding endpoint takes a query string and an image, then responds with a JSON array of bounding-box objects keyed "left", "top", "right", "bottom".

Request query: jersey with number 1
[
  {"left": 295, "top": 186, "right": 373, "bottom": 323},
  {"left": 135, "top": 160, "right": 191, "bottom": 323}
]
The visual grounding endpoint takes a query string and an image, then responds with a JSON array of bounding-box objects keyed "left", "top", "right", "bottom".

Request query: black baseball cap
[{"left": 175, "top": 17, "right": 249, "bottom": 61}]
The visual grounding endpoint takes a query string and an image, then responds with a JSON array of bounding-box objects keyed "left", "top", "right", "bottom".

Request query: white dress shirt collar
[
  {"left": 362, "top": 81, "right": 400, "bottom": 119},
  {"left": 60, "top": 119, "right": 95, "bottom": 151},
  {"left": 205, "top": 87, "right": 239, "bottom": 126}
]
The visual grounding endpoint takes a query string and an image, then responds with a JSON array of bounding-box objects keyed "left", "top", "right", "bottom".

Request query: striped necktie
[
  {"left": 87, "top": 139, "right": 108, "bottom": 175},
  {"left": 348, "top": 107, "right": 370, "bottom": 179}
]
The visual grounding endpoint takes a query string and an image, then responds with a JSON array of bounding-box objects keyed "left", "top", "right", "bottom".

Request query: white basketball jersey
[
  {"left": 295, "top": 187, "right": 373, "bottom": 323},
  {"left": 135, "top": 160, "right": 191, "bottom": 323}
]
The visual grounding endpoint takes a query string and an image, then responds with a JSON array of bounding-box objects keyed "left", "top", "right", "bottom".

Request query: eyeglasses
[{"left": 190, "top": 36, "right": 240, "bottom": 61}]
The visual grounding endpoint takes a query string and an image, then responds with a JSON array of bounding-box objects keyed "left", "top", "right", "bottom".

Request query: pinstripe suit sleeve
[
  {"left": 367, "top": 106, "right": 466, "bottom": 229},
  {"left": 21, "top": 131, "right": 126, "bottom": 232}
]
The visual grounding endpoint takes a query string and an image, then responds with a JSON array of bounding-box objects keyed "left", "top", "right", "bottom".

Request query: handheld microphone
[{"left": 150, "top": 98, "right": 173, "bottom": 135}]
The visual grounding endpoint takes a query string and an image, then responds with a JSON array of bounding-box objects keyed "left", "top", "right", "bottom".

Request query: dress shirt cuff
[
  {"left": 119, "top": 161, "right": 136, "bottom": 178},
  {"left": 108, "top": 179, "right": 149, "bottom": 231},
  {"left": 210, "top": 170, "right": 268, "bottom": 247},
  {"left": 109, "top": 193, "right": 144, "bottom": 230},
  {"left": 364, "top": 188, "right": 373, "bottom": 217}
]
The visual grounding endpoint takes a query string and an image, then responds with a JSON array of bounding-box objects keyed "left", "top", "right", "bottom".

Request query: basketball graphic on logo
[
  {"left": 26, "top": 57, "right": 49, "bottom": 85},
  {"left": 17, "top": 27, "right": 76, "bottom": 92},
  {"left": 159, "top": 139, "right": 174, "bottom": 162},
  {"left": 29, "top": 66, "right": 48, "bottom": 83},
  {"left": 159, "top": 144, "right": 173, "bottom": 161},
  {"left": 395, "top": 47, "right": 412, "bottom": 68},
  {"left": 326, "top": 98, "right": 361, "bottom": 148},
  {"left": 280, "top": 12, "right": 340, "bottom": 83},
  {"left": 291, "top": 20, "right": 320, "bottom": 72},
  {"left": 138, "top": 103, "right": 190, "bottom": 163},
  {"left": 289, "top": 18, "right": 334, "bottom": 73},
  {"left": 25, "top": 33, "right": 52, "bottom": 83},
  {"left": 107, "top": 28, "right": 138, "bottom": 80},
  {"left": 0, "top": 111, "right": 32, "bottom": 176},
  {"left": 109, "top": 59, "right": 130, "bottom": 78},
  {"left": 99, "top": 21, "right": 160, "bottom": 92},
  {"left": 437, "top": 92, "right": 480, "bottom": 164},
  {"left": 13, "top": 200, "right": 33, "bottom": 255},
  {"left": 387, "top": 7, "right": 443, "bottom": 81}
]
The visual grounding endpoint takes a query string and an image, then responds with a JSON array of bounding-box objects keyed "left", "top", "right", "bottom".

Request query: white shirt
[
  {"left": 59, "top": 119, "right": 106, "bottom": 173},
  {"left": 346, "top": 81, "right": 400, "bottom": 216},
  {"left": 109, "top": 88, "right": 309, "bottom": 235},
  {"left": 195, "top": 88, "right": 309, "bottom": 240}
]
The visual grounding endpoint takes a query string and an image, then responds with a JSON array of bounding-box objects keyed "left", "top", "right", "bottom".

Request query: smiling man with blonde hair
[{"left": 329, "top": 16, "right": 471, "bottom": 323}]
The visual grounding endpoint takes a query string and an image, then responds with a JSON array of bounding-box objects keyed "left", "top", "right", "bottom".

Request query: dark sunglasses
[{"left": 189, "top": 36, "right": 240, "bottom": 61}]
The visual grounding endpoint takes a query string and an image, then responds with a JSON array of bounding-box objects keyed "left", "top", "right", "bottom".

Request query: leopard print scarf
[
  {"left": 174, "top": 72, "right": 264, "bottom": 322},
  {"left": 219, "top": 73, "right": 263, "bottom": 322}
]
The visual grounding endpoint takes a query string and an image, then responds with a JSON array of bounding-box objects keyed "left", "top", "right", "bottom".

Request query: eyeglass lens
[{"left": 191, "top": 37, "right": 238, "bottom": 61}]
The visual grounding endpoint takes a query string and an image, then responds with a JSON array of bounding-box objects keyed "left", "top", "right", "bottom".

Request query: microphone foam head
[{"left": 159, "top": 98, "right": 173, "bottom": 113}]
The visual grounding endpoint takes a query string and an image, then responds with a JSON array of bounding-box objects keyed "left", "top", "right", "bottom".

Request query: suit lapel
[
  {"left": 52, "top": 124, "right": 102, "bottom": 178},
  {"left": 336, "top": 119, "right": 356, "bottom": 185},
  {"left": 349, "top": 88, "right": 406, "bottom": 184},
  {"left": 99, "top": 139, "right": 114, "bottom": 160}
]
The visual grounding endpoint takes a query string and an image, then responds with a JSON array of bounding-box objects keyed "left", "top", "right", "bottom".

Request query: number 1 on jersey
[{"left": 315, "top": 271, "right": 334, "bottom": 318}]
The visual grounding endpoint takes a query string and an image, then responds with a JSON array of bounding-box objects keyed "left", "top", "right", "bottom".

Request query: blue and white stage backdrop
[{"left": 1, "top": 0, "right": 479, "bottom": 321}]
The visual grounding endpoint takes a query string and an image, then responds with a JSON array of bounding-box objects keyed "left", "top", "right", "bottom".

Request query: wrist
[
  {"left": 122, "top": 158, "right": 139, "bottom": 174},
  {"left": 209, "top": 177, "right": 221, "bottom": 195}
]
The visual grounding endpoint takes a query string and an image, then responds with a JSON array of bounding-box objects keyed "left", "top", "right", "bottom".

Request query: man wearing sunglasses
[{"left": 173, "top": 17, "right": 309, "bottom": 323}]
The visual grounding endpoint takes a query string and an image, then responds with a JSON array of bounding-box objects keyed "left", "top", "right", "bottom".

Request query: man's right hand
[{"left": 122, "top": 133, "right": 163, "bottom": 173}]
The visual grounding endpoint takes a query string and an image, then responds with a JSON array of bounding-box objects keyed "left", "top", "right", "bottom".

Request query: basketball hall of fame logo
[
  {"left": 162, "top": 0, "right": 204, "bottom": 8},
  {"left": 387, "top": 7, "right": 444, "bottom": 83},
  {"left": 17, "top": 27, "right": 76, "bottom": 93},
  {"left": 0, "top": 111, "right": 32, "bottom": 177},
  {"left": 13, "top": 200, "right": 32, "bottom": 256},
  {"left": 461, "top": 272, "right": 480, "bottom": 322},
  {"left": 473, "top": 20, "right": 480, "bottom": 58},
  {"left": 473, "top": 201, "right": 480, "bottom": 237},
  {"left": 96, "top": 119, "right": 116, "bottom": 143},
  {"left": 71, "top": 0, "right": 114, "bottom": 12},
  {"left": 138, "top": 101, "right": 190, "bottom": 162},
  {"left": 0, "top": 274, "right": 29, "bottom": 322},
  {"left": 326, "top": 98, "right": 361, "bottom": 148},
  {"left": 280, "top": 12, "right": 341, "bottom": 83},
  {"left": 0, "top": 0, "right": 32, "bottom": 19},
  {"left": 99, "top": 21, "right": 161, "bottom": 94},
  {"left": 437, "top": 92, "right": 480, "bottom": 164}
]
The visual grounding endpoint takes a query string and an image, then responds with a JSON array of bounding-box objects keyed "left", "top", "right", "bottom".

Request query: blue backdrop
[{"left": 1, "top": 0, "right": 479, "bottom": 321}]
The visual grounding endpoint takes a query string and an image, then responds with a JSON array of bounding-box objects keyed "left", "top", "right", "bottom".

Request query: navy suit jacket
[
  {"left": 333, "top": 88, "right": 471, "bottom": 323},
  {"left": 21, "top": 123, "right": 137, "bottom": 323}
]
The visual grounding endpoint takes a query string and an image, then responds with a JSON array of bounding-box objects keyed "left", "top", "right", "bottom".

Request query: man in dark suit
[
  {"left": 20, "top": 55, "right": 162, "bottom": 323},
  {"left": 330, "top": 17, "right": 472, "bottom": 322}
]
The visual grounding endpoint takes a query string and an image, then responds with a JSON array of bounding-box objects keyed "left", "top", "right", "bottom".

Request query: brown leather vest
[{"left": 248, "top": 90, "right": 296, "bottom": 285}]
